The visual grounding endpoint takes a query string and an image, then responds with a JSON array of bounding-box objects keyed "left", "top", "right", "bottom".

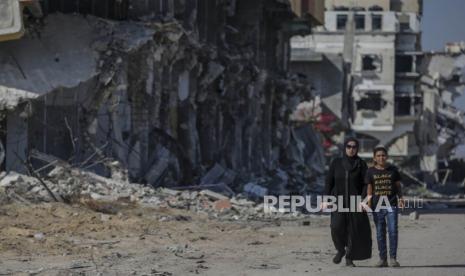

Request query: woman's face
[
  {"left": 345, "top": 141, "right": 358, "bottom": 157},
  {"left": 374, "top": 150, "right": 387, "bottom": 166}
]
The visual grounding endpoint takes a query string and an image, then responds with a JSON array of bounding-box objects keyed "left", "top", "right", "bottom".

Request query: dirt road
[{"left": 0, "top": 203, "right": 464, "bottom": 276}]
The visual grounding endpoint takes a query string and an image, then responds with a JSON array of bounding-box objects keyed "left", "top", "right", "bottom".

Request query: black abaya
[{"left": 325, "top": 156, "right": 372, "bottom": 260}]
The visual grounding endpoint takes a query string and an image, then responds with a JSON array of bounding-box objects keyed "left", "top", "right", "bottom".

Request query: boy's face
[{"left": 374, "top": 150, "right": 387, "bottom": 166}]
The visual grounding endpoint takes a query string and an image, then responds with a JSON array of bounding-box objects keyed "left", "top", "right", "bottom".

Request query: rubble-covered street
[
  {"left": 0, "top": 201, "right": 464, "bottom": 275},
  {"left": 0, "top": 167, "right": 464, "bottom": 275}
]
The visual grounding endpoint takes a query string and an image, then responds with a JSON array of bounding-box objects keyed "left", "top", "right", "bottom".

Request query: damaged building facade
[
  {"left": 291, "top": 0, "right": 423, "bottom": 157},
  {"left": 0, "top": 0, "right": 329, "bottom": 195},
  {"left": 290, "top": 0, "right": 465, "bottom": 184}
]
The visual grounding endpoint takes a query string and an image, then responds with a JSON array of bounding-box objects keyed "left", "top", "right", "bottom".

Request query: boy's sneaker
[
  {"left": 332, "top": 250, "right": 345, "bottom": 264},
  {"left": 389, "top": 258, "right": 400, "bottom": 267},
  {"left": 375, "top": 259, "right": 388, "bottom": 267}
]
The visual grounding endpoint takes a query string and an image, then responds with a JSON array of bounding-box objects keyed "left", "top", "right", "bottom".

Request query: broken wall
[
  {"left": 351, "top": 86, "right": 394, "bottom": 131},
  {"left": 289, "top": 0, "right": 325, "bottom": 25},
  {"left": 290, "top": 54, "right": 344, "bottom": 119}
]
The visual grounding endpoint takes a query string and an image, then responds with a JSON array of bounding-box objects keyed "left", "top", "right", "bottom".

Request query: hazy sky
[{"left": 422, "top": 0, "right": 465, "bottom": 50}]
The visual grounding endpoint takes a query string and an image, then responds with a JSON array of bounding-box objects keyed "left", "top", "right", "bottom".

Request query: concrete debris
[
  {"left": 200, "top": 164, "right": 236, "bottom": 185},
  {"left": 0, "top": 0, "right": 325, "bottom": 197},
  {"left": 213, "top": 198, "right": 232, "bottom": 212},
  {"left": 0, "top": 165, "right": 306, "bottom": 221},
  {"left": 445, "top": 42, "right": 465, "bottom": 55},
  {"left": 409, "top": 211, "right": 419, "bottom": 220},
  {"left": 199, "top": 163, "right": 237, "bottom": 196},
  {"left": 199, "top": 189, "right": 228, "bottom": 201},
  {"left": 243, "top": 183, "right": 269, "bottom": 199},
  {"left": 33, "top": 232, "right": 45, "bottom": 241},
  {"left": 290, "top": 97, "right": 322, "bottom": 123}
]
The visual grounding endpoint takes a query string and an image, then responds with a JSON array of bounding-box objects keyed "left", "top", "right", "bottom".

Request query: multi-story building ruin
[
  {"left": 291, "top": 0, "right": 423, "bottom": 158},
  {"left": 291, "top": 0, "right": 465, "bottom": 185}
]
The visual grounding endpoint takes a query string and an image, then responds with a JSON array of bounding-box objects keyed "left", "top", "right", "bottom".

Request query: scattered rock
[
  {"left": 409, "top": 211, "right": 420, "bottom": 220},
  {"left": 100, "top": 214, "right": 111, "bottom": 222},
  {"left": 199, "top": 189, "right": 228, "bottom": 201},
  {"left": 34, "top": 232, "right": 45, "bottom": 241},
  {"left": 213, "top": 199, "right": 232, "bottom": 211}
]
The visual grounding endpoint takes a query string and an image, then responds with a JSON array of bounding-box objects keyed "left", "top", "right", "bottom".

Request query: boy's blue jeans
[{"left": 372, "top": 207, "right": 398, "bottom": 260}]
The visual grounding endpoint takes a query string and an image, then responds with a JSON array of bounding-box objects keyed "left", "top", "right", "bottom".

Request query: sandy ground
[{"left": 0, "top": 202, "right": 464, "bottom": 276}]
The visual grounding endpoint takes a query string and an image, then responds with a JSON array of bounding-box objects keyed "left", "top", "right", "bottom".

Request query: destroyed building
[
  {"left": 416, "top": 43, "right": 465, "bottom": 184},
  {"left": 291, "top": 0, "right": 423, "bottom": 157},
  {"left": 290, "top": 0, "right": 465, "bottom": 185},
  {"left": 0, "top": 0, "right": 329, "bottom": 195}
]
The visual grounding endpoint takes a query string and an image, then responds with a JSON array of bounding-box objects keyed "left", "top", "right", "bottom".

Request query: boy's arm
[
  {"left": 366, "top": 183, "right": 373, "bottom": 208},
  {"left": 364, "top": 167, "right": 372, "bottom": 207}
]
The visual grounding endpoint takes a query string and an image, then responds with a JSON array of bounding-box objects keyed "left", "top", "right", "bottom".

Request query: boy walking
[{"left": 365, "top": 146, "right": 404, "bottom": 267}]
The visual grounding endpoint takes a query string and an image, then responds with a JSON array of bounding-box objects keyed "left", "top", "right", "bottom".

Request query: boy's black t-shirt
[{"left": 365, "top": 165, "right": 401, "bottom": 207}]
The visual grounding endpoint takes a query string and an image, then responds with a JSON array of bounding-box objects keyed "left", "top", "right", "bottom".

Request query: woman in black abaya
[{"left": 323, "top": 137, "right": 372, "bottom": 266}]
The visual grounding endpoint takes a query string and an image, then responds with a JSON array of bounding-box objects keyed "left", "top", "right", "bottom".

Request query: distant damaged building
[
  {"left": 417, "top": 44, "right": 465, "bottom": 184},
  {"left": 291, "top": 0, "right": 423, "bottom": 157},
  {"left": 290, "top": 0, "right": 465, "bottom": 184},
  {"left": 0, "top": 0, "right": 328, "bottom": 194}
]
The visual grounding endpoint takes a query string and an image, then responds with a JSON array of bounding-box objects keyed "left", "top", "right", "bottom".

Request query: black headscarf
[{"left": 342, "top": 137, "right": 361, "bottom": 171}]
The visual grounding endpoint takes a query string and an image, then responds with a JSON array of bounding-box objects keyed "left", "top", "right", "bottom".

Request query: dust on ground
[{"left": 1, "top": 202, "right": 464, "bottom": 276}]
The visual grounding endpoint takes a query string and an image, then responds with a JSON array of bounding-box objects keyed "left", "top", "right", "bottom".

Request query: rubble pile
[
  {"left": 0, "top": 168, "right": 160, "bottom": 205},
  {"left": 0, "top": 167, "right": 306, "bottom": 221}
]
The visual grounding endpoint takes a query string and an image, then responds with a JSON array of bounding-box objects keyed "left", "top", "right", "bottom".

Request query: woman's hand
[
  {"left": 320, "top": 202, "right": 331, "bottom": 210},
  {"left": 398, "top": 197, "right": 405, "bottom": 209},
  {"left": 360, "top": 201, "right": 371, "bottom": 212}
]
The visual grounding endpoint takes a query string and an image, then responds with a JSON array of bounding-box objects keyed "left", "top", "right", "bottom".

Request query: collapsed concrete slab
[
  {"left": 0, "top": 14, "right": 99, "bottom": 95},
  {"left": 0, "top": 0, "right": 24, "bottom": 42}
]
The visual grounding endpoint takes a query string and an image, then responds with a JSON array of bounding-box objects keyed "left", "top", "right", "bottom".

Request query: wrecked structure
[
  {"left": 290, "top": 0, "right": 465, "bottom": 185},
  {"left": 416, "top": 43, "right": 465, "bottom": 184},
  {"left": 291, "top": 0, "right": 423, "bottom": 157},
  {"left": 0, "top": 0, "right": 328, "bottom": 195}
]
